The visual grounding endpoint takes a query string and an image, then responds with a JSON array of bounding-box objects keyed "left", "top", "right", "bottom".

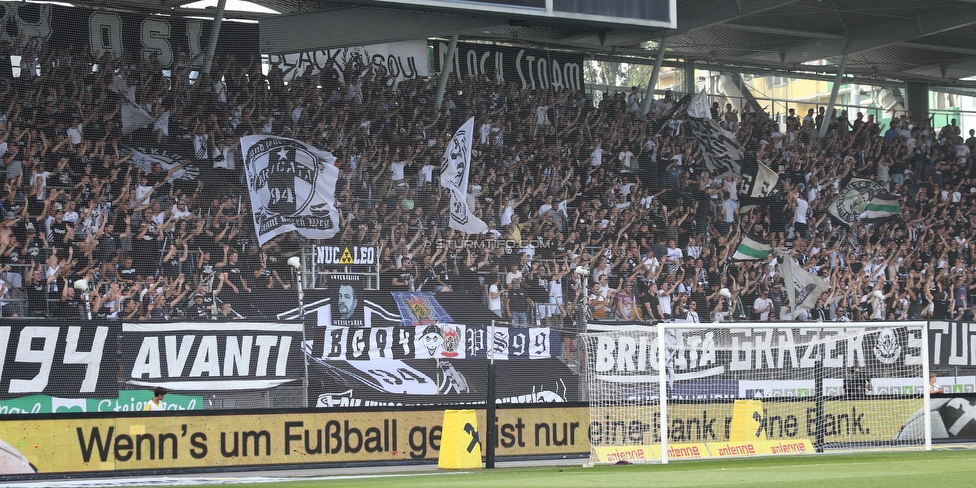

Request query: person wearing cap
[{"left": 189, "top": 293, "right": 209, "bottom": 319}]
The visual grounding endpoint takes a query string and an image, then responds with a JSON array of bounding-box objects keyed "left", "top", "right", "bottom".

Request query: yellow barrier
[
  {"left": 729, "top": 399, "right": 765, "bottom": 441},
  {"left": 437, "top": 409, "right": 482, "bottom": 469}
]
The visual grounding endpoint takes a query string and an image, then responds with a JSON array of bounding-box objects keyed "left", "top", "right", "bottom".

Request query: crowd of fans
[{"left": 0, "top": 39, "right": 973, "bottom": 326}]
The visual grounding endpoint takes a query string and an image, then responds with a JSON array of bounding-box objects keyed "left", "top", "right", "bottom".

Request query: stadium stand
[{"left": 0, "top": 35, "right": 968, "bottom": 327}]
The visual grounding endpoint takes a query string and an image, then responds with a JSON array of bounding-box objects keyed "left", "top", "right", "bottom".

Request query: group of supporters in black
[{"left": 0, "top": 38, "right": 973, "bottom": 326}]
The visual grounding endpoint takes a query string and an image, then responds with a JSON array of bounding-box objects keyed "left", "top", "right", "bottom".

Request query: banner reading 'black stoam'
[{"left": 434, "top": 41, "right": 584, "bottom": 91}]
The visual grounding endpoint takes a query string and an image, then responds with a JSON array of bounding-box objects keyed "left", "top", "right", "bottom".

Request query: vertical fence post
[{"left": 486, "top": 320, "right": 497, "bottom": 468}]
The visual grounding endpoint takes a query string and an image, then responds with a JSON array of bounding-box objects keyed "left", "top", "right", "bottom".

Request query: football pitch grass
[{"left": 196, "top": 449, "right": 976, "bottom": 488}]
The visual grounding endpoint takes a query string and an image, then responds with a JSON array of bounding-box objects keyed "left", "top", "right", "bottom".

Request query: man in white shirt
[
  {"left": 666, "top": 239, "right": 683, "bottom": 264},
  {"left": 618, "top": 144, "right": 635, "bottom": 173},
  {"left": 686, "top": 300, "right": 701, "bottom": 323},
  {"left": 588, "top": 140, "right": 604, "bottom": 168},
  {"left": 753, "top": 289, "right": 774, "bottom": 321},
  {"left": 66, "top": 119, "right": 83, "bottom": 145},
  {"left": 793, "top": 189, "right": 810, "bottom": 240}
]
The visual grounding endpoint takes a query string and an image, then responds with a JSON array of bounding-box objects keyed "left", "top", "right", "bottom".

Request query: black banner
[
  {"left": 119, "top": 322, "right": 305, "bottom": 392},
  {"left": 433, "top": 41, "right": 584, "bottom": 91},
  {"left": 3, "top": 3, "right": 257, "bottom": 68},
  {"left": 931, "top": 321, "right": 976, "bottom": 368},
  {"left": 311, "top": 324, "right": 561, "bottom": 361},
  {"left": 308, "top": 357, "right": 580, "bottom": 408},
  {"left": 0, "top": 320, "right": 119, "bottom": 399}
]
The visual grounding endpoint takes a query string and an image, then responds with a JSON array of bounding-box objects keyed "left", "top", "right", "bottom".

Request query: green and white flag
[
  {"left": 732, "top": 234, "right": 771, "bottom": 261},
  {"left": 864, "top": 194, "right": 901, "bottom": 221},
  {"left": 827, "top": 178, "right": 883, "bottom": 226}
]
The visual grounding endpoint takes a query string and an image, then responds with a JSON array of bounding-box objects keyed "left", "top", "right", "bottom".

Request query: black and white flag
[
  {"left": 242, "top": 135, "right": 340, "bottom": 245},
  {"left": 776, "top": 250, "right": 827, "bottom": 315},
  {"left": 738, "top": 158, "right": 781, "bottom": 212},
  {"left": 687, "top": 89, "right": 712, "bottom": 119},
  {"left": 687, "top": 117, "right": 742, "bottom": 178},
  {"left": 440, "top": 117, "right": 487, "bottom": 234},
  {"left": 108, "top": 76, "right": 156, "bottom": 135}
]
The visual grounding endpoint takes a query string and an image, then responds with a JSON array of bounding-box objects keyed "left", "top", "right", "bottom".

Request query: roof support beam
[
  {"left": 818, "top": 54, "right": 848, "bottom": 141},
  {"left": 720, "top": 24, "right": 845, "bottom": 40},
  {"left": 672, "top": 0, "right": 802, "bottom": 35},
  {"left": 260, "top": 8, "right": 508, "bottom": 54},
  {"left": 641, "top": 36, "right": 669, "bottom": 120},
  {"left": 750, "top": 5, "right": 976, "bottom": 64},
  {"left": 898, "top": 42, "right": 976, "bottom": 57}
]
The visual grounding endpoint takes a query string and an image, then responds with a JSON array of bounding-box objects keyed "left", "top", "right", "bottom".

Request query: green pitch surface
[{"left": 204, "top": 449, "right": 976, "bottom": 488}]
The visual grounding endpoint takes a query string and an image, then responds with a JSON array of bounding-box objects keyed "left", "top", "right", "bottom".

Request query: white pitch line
[{"left": 0, "top": 471, "right": 465, "bottom": 488}]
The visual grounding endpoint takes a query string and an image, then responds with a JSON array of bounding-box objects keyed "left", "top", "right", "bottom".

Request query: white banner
[
  {"left": 241, "top": 135, "right": 340, "bottom": 245},
  {"left": 440, "top": 117, "right": 487, "bottom": 234},
  {"left": 777, "top": 251, "right": 827, "bottom": 314},
  {"left": 108, "top": 76, "right": 155, "bottom": 135},
  {"left": 687, "top": 89, "right": 711, "bottom": 119},
  {"left": 270, "top": 40, "right": 428, "bottom": 86}
]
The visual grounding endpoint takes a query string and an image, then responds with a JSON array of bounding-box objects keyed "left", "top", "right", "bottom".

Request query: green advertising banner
[{"left": 0, "top": 391, "right": 203, "bottom": 415}]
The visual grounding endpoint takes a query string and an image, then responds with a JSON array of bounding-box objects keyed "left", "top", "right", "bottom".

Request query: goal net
[{"left": 580, "top": 321, "right": 931, "bottom": 464}]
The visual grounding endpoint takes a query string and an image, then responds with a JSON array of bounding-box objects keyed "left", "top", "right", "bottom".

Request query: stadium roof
[{"left": 70, "top": 0, "right": 976, "bottom": 89}]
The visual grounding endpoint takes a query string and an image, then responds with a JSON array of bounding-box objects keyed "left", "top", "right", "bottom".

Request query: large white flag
[
  {"left": 776, "top": 250, "right": 827, "bottom": 315},
  {"left": 440, "top": 117, "right": 487, "bottom": 234},
  {"left": 687, "top": 89, "right": 712, "bottom": 119},
  {"left": 108, "top": 76, "right": 156, "bottom": 135},
  {"left": 241, "top": 135, "right": 340, "bottom": 245}
]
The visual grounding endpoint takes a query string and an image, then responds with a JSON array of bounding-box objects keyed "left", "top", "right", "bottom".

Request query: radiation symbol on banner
[{"left": 339, "top": 248, "right": 354, "bottom": 265}]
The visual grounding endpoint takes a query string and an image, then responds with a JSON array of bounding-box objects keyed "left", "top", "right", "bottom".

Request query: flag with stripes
[
  {"left": 686, "top": 117, "right": 742, "bottom": 178},
  {"left": 863, "top": 194, "right": 901, "bottom": 222},
  {"left": 732, "top": 233, "right": 771, "bottom": 261},
  {"left": 827, "top": 178, "right": 883, "bottom": 226}
]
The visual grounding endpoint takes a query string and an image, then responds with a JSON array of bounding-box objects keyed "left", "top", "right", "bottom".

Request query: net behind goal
[{"left": 580, "top": 321, "right": 932, "bottom": 464}]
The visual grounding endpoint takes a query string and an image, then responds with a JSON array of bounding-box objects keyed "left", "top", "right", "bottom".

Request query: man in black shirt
[{"left": 505, "top": 278, "right": 532, "bottom": 326}]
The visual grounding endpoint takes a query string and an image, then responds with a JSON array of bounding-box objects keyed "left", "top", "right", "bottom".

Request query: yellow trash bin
[{"left": 437, "top": 409, "right": 482, "bottom": 469}]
